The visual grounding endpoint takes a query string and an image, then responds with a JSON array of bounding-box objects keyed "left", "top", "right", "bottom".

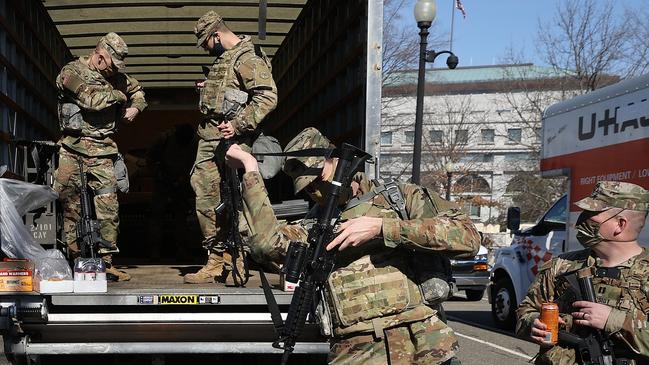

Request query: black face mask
[
  {"left": 209, "top": 37, "right": 226, "bottom": 57},
  {"left": 305, "top": 176, "right": 352, "bottom": 207}
]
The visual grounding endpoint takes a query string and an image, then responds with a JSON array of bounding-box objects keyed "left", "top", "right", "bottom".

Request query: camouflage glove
[{"left": 112, "top": 89, "right": 127, "bottom": 103}]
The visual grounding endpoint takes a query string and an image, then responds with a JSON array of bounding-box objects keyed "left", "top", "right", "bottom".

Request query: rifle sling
[
  {"left": 259, "top": 269, "right": 284, "bottom": 334},
  {"left": 255, "top": 147, "right": 333, "bottom": 158}
]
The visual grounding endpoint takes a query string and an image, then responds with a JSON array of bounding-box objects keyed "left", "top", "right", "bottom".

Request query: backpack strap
[{"left": 344, "top": 179, "right": 408, "bottom": 219}]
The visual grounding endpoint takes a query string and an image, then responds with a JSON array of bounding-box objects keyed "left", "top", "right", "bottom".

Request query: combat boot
[
  {"left": 103, "top": 255, "right": 131, "bottom": 282},
  {"left": 183, "top": 252, "right": 226, "bottom": 284},
  {"left": 105, "top": 266, "right": 132, "bottom": 282}
]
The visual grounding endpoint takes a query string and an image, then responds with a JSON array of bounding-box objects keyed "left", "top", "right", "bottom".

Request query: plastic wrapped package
[{"left": 0, "top": 178, "right": 72, "bottom": 280}]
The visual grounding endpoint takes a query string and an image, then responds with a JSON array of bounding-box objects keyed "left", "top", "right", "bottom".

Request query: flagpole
[{"left": 449, "top": 0, "right": 455, "bottom": 52}]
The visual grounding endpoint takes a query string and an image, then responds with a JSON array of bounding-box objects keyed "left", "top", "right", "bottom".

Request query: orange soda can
[{"left": 540, "top": 302, "right": 559, "bottom": 344}]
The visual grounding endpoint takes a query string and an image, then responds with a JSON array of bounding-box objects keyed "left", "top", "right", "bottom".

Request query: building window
[
  {"left": 483, "top": 153, "right": 493, "bottom": 163},
  {"left": 463, "top": 202, "right": 481, "bottom": 218},
  {"left": 504, "top": 153, "right": 531, "bottom": 161},
  {"left": 507, "top": 128, "right": 522, "bottom": 143},
  {"left": 381, "top": 131, "right": 393, "bottom": 145},
  {"left": 455, "top": 129, "right": 468, "bottom": 144},
  {"left": 405, "top": 131, "right": 415, "bottom": 144},
  {"left": 481, "top": 129, "right": 495, "bottom": 144},
  {"left": 430, "top": 130, "right": 443, "bottom": 143}
]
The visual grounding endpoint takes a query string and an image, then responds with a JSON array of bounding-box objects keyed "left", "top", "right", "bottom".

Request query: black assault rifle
[
  {"left": 558, "top": 267, "right": 615, "bottom": 365},
  {"left": 214, "top": 138, "right": 249, "bottom": 287},
  {"left": 259, "top": 143, "right": 371, "bottom": 365},
  {"left": 76, "top": 159, "right": 113, "bottom": 258}
]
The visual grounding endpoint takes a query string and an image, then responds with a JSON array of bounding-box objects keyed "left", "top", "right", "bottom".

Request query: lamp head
[
  {"left": 446, "top": 54, "right": 459, "bottom": 69},
  {"left": 414, "top": 0, "right": 437, "bottom": 26},
  {"left": 444, "top": 161, "right": 455, "bottom": 173}
]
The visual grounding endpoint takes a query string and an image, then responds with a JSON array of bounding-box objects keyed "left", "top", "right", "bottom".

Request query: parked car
[{"left": 451, "top": 245, "right": 490, "bottom": 301}]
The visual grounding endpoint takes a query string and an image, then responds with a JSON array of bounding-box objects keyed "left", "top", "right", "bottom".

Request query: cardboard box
[
  {"left": 0, "top": 261, "right": 33, "bottom": 292},
  {"left": 34, "top": 279, "right": 73, "bottom": 294}
]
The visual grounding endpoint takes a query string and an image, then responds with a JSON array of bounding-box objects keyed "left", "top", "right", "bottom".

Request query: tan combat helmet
[
  {"left": 575, "top": 181, "right": 649, "bottom": 212},
  {"left": 283, "top": 127, "right": 334, "bottom": 194},
  {"left": 97, "top": 32, "right": 128, "bottom": 70},
  {"left": 194, "top": 11, "right": 224, "bottom": 47}
]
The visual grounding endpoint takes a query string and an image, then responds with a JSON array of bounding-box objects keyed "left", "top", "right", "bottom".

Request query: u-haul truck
[{"left": 489, "top": 74, "right": 649, "bottom": 329}]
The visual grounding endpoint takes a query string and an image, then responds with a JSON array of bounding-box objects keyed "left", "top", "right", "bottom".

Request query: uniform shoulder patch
[{"left": 237, "top": 55, "right": 275, "bottom": 88}]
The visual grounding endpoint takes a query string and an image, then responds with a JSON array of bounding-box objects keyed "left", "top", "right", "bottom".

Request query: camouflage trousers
[
  {"left": 53, "top": 148, "right": 119, "bottom": 264},
  {"left": 190, "top": 138, "right": 252, "bottom": 267},
  {"left": 328, "top": 315, "right": 459, "bottom": 365}
]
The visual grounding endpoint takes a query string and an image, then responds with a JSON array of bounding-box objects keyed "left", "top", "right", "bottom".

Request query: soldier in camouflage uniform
[
  {"left": 517, "top": 181, "right": 649, "bottom": 364},
  {"left": 53, "top": 32, "right": 147, "bottom": 282},
  {"left": 225, "top": 128, "right": 480, "bottom": 364},
  {"left": 184, "top": 11, "right": 278, "bottom": 284}
]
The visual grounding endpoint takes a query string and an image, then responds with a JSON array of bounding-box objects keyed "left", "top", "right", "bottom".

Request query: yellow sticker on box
[{"left": 158, "top": 295, "right": 199, "bottom": 305}]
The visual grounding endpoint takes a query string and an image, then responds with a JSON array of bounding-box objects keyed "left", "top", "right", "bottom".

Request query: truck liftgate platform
[{"left": 0, "top": 265, "right": 328, "bottom": 363}]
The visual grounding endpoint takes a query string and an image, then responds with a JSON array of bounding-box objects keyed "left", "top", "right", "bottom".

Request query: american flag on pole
[{"left": 455, "top": 0, "right": 467, "bottom": 18}]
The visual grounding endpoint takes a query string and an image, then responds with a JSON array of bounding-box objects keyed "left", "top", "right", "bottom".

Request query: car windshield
[{"left": 543, "top": 195, "right": 567, "bottom": 224}]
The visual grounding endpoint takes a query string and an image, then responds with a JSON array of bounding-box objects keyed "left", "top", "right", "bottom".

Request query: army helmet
[
  {"left": 97, "top": 32, "right": 128, "bottom": 70},
  {"left": 575, "top": 181, "right": 649, "bottom": 212},
  {"left": 283, "top": 127, "right": 334, "bottom": 194},
  {"left": 194, "top": 11, "right": 224, "bottom": 47}
]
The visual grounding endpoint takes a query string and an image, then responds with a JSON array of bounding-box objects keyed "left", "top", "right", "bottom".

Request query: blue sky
[{"left": 398, "top": 0, "right": 645, "bottom": 67}]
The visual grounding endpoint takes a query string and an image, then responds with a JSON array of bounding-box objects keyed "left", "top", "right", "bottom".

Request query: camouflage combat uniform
[
  {"left": 53, "top": 33, "right": 147, "bottom": 272},
  {"left": 186, "top": 11, "right": 277, "bottom": 283},
  {"left": 517, "top": 181, "right": 649, "bottom": 365},
  {"left": 241, "top": 128, "right": 481, "bottom": 364}
]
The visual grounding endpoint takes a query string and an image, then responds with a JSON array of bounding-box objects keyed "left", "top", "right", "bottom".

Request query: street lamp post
[
  {"left": 411, "top": 0, "right": 459, "bottom": 185},
  {"left": 445, "top": 161, "right": 454, "bottom": 201},
  {"left": 412, "top": 0, "right": 436, "bottom": 185}
]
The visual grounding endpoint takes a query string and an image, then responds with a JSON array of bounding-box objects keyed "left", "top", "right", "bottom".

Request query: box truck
[{"left": 489, "top": 73, "right": 649, "bottom": 329}]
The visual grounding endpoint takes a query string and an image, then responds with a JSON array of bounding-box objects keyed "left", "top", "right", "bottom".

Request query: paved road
[
  {"left": 446, "top": 293, "right": 539, "bottom": 365},
  {"left": 0, "top": 293, "right": 539, "bottom": 365}
]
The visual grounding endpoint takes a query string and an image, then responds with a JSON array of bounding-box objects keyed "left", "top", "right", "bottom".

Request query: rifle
[
  {"left": 558, "top": 267, "right": 615, "bottom": 365},
  {"left": 264, "top": 143, "right": 371, "bottom": 365},
  {"left": 75, "top": 158, "right": 113, "bottom": 259},
  {"left": 215, "top": 138, "right": 249, "bottom": 287}
]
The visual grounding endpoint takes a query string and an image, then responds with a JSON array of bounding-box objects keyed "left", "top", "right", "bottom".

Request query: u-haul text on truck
[{"left": 489, "top": 74, "right": 649, "bottom": 329}]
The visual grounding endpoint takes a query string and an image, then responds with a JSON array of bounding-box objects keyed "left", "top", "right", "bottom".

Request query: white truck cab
[
  {"left": 489, "top": 73, "right": 649, "bottom": 329},
  {"left": 490, "top": 196, "right": 567, "bottom": 328}
]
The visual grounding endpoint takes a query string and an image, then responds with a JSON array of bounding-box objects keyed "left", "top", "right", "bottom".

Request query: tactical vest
[
  {"left": 321, "top": 179, "right": 452, "bottom": 336},
  {"left": 553, "top": 248, "right": 649, "bottom": 360},
  {"left": 198, "top": 37, "right": 273, "bottom": 141}
]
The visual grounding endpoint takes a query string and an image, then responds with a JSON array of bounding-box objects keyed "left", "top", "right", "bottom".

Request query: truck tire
[
  {"left": 491, "top": 277, "right": 517, "bottom": 329},
  {"left": 465, "top": 289, "right": 485, "bottom": 301}
]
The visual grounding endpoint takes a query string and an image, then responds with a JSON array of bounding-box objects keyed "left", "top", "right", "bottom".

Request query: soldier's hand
[
  {"left": 225, "top": 144, "right": 258, "bottom": 172},
  {"left": 217, "top": 121, "right": 236, "bottom": 139},
  {"left": 531, "top": 318, "right": 555, "bottom": 347},
  {"left": 123, "top": 107, "right": 139, "bottom": 122},
  {"left": 571, "top": 301, "right": 611, "bottom": 330},
  {"left": 326, "top": 217, "right": 382, "bottom": 251}
]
